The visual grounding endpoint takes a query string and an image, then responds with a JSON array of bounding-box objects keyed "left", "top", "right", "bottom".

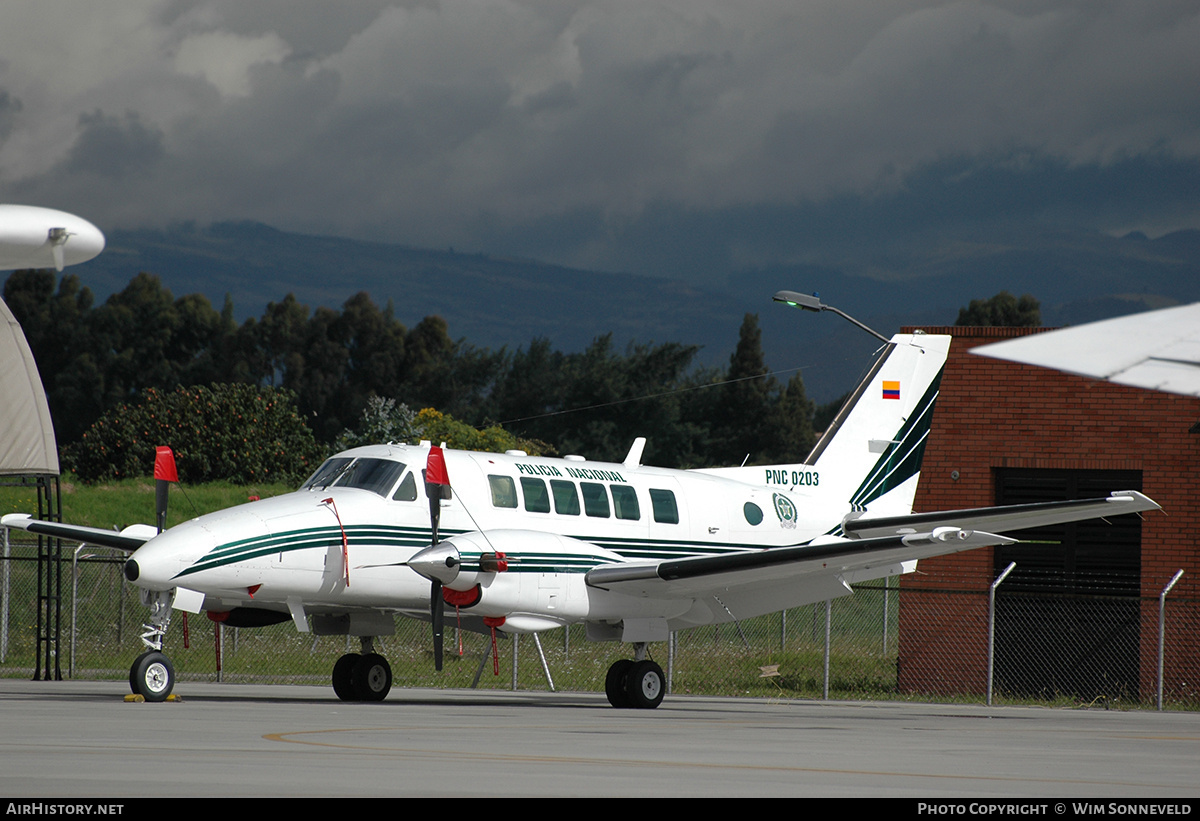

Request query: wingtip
[
  {"left": 1109, "top": 490, "right": 1162, "bottom": 512},
  {"left": 1, "top": 513, "right": 33, "bottom": 528}
]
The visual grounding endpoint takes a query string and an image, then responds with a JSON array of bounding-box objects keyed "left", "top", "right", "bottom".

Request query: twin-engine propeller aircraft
[{"left": 3, "top": 331, "right": 1160, "bottom": 707}]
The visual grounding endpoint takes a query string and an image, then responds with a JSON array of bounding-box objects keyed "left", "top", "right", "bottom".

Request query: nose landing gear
[{"left": 128, "top": 590, "right": 176, "bottom": 702}]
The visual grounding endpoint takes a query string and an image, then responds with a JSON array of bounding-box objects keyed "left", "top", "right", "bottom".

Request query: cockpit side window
[{"left": 392, "top": 472, "right": 419, "bottom": 502}]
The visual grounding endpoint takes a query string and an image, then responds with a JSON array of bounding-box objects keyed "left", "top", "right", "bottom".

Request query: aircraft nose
[{"left": 123, "top": 524, "right": 214, "bottom": 591}]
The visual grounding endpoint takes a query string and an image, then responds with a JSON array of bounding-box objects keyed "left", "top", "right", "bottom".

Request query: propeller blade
[
  {"left": 424, "top": 445, "right": 452, "bottom": 671},
  {"left": 432, "top": 580, "right": 444, "bottom": 671},
  {"left": 154, "top": 446, "right": 178, "bottom": 534}
]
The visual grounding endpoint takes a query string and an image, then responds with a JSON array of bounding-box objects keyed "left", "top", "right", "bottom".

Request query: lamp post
[{"left": 772, "top": 290, "right": 890, "bottom": 344}]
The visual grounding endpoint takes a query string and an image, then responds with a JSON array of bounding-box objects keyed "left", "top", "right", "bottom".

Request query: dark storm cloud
[
  {"left": 0, "top": 90, "right": 22, "bottom": 144},
  {"left": 0, "top": 1, "right": 1197, "bottom": 279},
  {"left": 66, "top": 110, "right": 166, "bottom": 178}
]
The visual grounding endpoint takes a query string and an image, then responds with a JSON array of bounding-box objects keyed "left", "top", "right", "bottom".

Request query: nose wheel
[{"left": 129, "top": 650, "right": 175, "bottom": 702}]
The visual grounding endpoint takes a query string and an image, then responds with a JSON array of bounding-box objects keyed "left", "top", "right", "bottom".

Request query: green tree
[
  {"left": 763, "top": 373, "right": 816, "bottom": 464},
  {"left": 63, "top": 383, "right": 322, "bottom": 484},
  {"left": 485, "top": 335, "right": 709, "bottom": 466},
  {"left": 334, "top": 396, "right": 419, "bottom": 451},
  {"left": 415, "top": 408, "right": 550, "bottom": 456},
  {"left": 711, "top": 313, "right": 776, "bottom": 465},
  {"left": 955, "top": 292, "right": 1041, "bottom": 327},
  {"left": 3, "top": 270, "right": 99, "bottom": 442}
]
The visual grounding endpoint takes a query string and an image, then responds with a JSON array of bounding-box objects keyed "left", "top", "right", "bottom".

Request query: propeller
[
  {"left": 423, "top": 446, "right": 452, "bottom": 670},
  {"left": 154, "top": 446, "right": 178, "bottom": 534},
  {"left": 405, "top": 542, "right": 456, "bottom": 672}
]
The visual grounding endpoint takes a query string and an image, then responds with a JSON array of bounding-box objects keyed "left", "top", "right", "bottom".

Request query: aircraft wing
[
  {"left": 971, "top": 302, "right": 1200, "bottom": 397},
  {"left": 585, "top": 527, "right": 1014, "bottom": 601},
  {"left": 841, "top": 490, "right": 1159, "bottom": 539},
  {"left": 0, "top": 513, "right": 152, "bottom": 552}
]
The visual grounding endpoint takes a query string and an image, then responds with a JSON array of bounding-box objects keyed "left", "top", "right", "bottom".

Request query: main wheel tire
[
  {"left": 131, "top": 651, "right": 175, "bottom": 702},
  {"left": 605, "top": 659, "right": 634, "bottom": 708},
  {"left": 332, "top": 653, "right": 361, "bottom": 701},
  {"left": 352, "top": 653, "right": 392, "bottom": 702},
  {"left": 625, "top": 660, "right": 665, "bottom": 709}
]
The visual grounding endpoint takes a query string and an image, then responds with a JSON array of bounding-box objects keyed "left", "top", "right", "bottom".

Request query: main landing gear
[
  {"left": 332, "top": 638, "right": 393, "bottom": 702},
  {"left": 604, "top": 644, "right": 665, "bottom": 709}
]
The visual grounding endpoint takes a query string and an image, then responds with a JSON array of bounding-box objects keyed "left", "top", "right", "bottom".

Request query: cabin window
[
  {"left": 743, "top": 502, "right": 763, "bottom": 526},
  {"left": 580, "top": 482, "right": 610, "bottom": 518},
  {"left": 392, "top": 472, "right": 419, "bottom": 502},
  {"left": 611, "top": 485, "right": 640, "bottom": 521},
  {"left": 521, "top": 477, "right": 551, "bottom": 513},
  {"left": 551, "top": 480, "right": 581, "bottom": 515},
  {"left": 488, "top": 475, "right": 518, "bottom": 508},
  {"left": 650, "top": 489, "right": 679, "bottom": 524}
]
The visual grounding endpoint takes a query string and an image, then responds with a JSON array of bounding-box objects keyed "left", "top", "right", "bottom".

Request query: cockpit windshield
[
  {"left": 301, "top": 457, "right": 408, "bottom": 498},
  {"left": 302, "top": 457, "right": 353, "bottom": 489}
]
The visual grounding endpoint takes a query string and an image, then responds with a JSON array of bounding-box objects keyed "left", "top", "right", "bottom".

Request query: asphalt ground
[{"left": 0, "top": 678, "right": 1196, "bottom": 799}]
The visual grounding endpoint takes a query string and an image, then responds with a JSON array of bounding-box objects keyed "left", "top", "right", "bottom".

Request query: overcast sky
[{"left": 2, "top": 1, "right": 1198, "bottom": 280}]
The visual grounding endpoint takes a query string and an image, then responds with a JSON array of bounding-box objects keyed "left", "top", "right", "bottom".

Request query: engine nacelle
[{"left": 419, "top": 530, "right": 626, "bottom": 627}]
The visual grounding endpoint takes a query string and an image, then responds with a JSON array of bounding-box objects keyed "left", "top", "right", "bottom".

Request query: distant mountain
[{"left": 68, "top": 221, "right": 1200, "bottom": 405}]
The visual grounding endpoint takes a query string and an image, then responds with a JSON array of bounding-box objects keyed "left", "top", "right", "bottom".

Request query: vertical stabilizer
[
  {"left": 808, "top": 333, "right": 949, "bottom": 520},
  {"left": 696, "top": 333, "right": 950, "bottom": 525}
]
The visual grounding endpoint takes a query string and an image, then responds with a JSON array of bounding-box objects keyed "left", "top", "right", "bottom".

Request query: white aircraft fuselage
[{"left": 127, "top": 444, "right": 852, "bottom": 634}]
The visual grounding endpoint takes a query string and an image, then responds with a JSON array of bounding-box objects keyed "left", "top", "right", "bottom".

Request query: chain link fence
[{"left": 3, "top": 534, "right": 1196, "bottom": 709}]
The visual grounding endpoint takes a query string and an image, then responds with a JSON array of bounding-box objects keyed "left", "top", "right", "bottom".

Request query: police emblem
[{"left": 772, "top": 493, "right": 798, "bottom": 529}]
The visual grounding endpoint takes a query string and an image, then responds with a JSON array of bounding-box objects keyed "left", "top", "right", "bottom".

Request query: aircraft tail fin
[
  {"left": 807, "top": 332, "right": 950, "bottom": 521},
  {"left": 697, "top": 332, "right": 951, "bottom": 525}
]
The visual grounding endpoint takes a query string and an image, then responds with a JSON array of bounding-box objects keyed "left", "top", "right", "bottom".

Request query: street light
[{"left": 772, "top": 290, "right": 890, "bottom": 344}]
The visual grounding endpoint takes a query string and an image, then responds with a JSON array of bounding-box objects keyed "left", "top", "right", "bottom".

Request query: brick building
[{"left": 898, "top": 325, "right": 1200, "bottom": 702}]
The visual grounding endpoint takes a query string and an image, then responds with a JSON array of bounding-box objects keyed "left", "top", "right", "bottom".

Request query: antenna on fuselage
[{"left": 623, "top": 437, "right": 646, "bottom": 469}]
